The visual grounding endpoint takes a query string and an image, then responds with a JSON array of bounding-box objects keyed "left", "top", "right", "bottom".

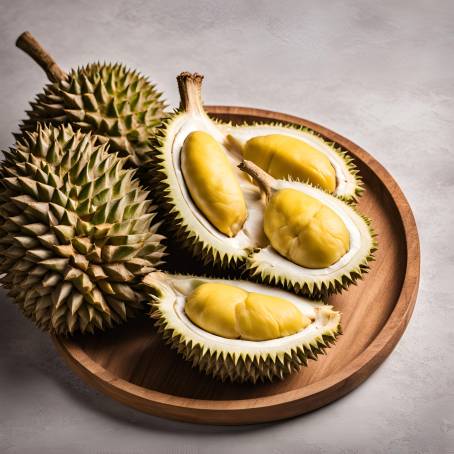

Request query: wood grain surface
[{"left": 53, "top": 106, "right": 420, "bottom": 425}]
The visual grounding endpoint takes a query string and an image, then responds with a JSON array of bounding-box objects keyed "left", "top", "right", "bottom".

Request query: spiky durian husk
[
  {"left": 149, "top": 112, "right": 247, "bottom": 273},
  {"left": 230, "top": 121, "right": 363, "bottom": 203},
  {"left": 161, "top": 325, "right": 339, "bottom": 383},
  {"left": 143, "top": 273, "right": 341, "bottom": 383},
  {"left": 20, "top": 63, "right": 166, "bottom": 166},
  {"left": 249, "top": 246, "right": 377, "bottom": 299},
  {"left": 0, "top": 124, "right": 166, "bottom": 334}
]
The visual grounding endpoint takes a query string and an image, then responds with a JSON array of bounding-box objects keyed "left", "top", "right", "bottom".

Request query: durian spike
[
  {"left": 16, "top": 31, "right": 67, "bottom": 82},
  {"left": 176, "top": 72, "right": 206, "bottom": 116},
  {"left": 238, "top": 160, "right": 274, "bottom": 200}
]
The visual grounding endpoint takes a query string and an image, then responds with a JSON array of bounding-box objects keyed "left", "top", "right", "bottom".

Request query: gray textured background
[{"left": 0, "top": 0, "right": 453, "bottom": 453}]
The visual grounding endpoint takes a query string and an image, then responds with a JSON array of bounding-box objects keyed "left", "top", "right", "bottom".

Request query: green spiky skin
[
  {"left": 20, "top": 63, "right": 166, "bottom": 166},
  {"left": 143, "top": 273, "right": 342, "bottom": 383},
  {"left": 158, "top": 321, "right": 340, "bottom": 383},
  {"left": 0, "top": 125, "right": 166, "bottom": 335},
  {"left": 159, "top": 323, "right": 339, "bottom": 383}
]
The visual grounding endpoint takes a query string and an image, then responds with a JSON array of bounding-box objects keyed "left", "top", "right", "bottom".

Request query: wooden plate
[{"left": 53, "top": 106, "right": 420, "bottom": 425}]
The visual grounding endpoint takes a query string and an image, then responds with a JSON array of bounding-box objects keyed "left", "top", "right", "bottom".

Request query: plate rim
[{"left": 53, "top": 106, "right": 420, "bottom": 424}]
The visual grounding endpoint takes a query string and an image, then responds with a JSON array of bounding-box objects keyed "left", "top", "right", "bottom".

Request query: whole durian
[
  {"left": 151, "top": 72, "right": 376, "bottom": 297},
  {"left": 0, "top": 124, "right": 166, "bottom": 334},
  {"left": 143, "top": 273, "right": 341, "bottom": 383},
  {"left": 16, "top": 31, "right": 166, "bottom": 166}
]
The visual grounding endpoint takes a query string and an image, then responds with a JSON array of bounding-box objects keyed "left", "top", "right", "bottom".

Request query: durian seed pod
[
  {"left": 150, "top": 72, "right": 376, "bottom": 297},
  {"left": 238, "top": 160, "right": 377, "bottom": 297},
  {"left": 16, "top": 31, "right": 166, "bottom": 166},
  {"left": 0, "top": 124, "right": 166, "bottom": 335},
  {"left": 143, "top": 273, "right": 341, "bottom": 383}
]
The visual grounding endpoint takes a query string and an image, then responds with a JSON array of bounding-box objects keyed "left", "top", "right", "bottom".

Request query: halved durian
[
  {"left": 238, "top": 160, "right": 375, "bottom": 296},
  {"left": 143, "top": 273, "right": 341, "bottom": 383},
  {"left": 151, "top": 73, "right": 376, "bottom": 296}
]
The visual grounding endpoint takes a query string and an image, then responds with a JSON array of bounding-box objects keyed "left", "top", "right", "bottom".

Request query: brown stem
[
  {"left": 176, "top": 72, "right": 205, "bottom": 114},
  {"left": 238, "top": 160, "right": 275, "bottom": 200},
  {"left": 16, "top": 31, "right": 67, "bottom": 83}
]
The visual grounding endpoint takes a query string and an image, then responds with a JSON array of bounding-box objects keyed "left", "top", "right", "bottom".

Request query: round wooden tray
[{"left": 53, "top": 106, "right": 420, "bottom": 425}]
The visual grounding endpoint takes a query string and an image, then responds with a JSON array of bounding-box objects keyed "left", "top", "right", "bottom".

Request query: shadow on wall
[{"left": 0, "top": 288, "right": 279, "bottom": 434}]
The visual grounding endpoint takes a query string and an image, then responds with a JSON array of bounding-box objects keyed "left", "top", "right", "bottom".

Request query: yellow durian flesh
[
  {"left": 264, "top": 188, "right": 350, "bottom": 269},
  {"left": 184, "top": 282, "right": 311, "bottom": 341},
  {"left": 181, "top": 131, "right": 247, "bottom": 237},
  {"left": 184, "top": 283, "right": 246, "bottom": 339},
  {"left": 243, "top": 134, "right": 336, "bottom": 193}
]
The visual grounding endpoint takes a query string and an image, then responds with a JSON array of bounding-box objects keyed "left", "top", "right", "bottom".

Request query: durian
[
  {"left": 151, "top": 72, "right": 376, "bottom": 296},
  {"left": 0, "top": 124, "right": 166, "bottom": 334},
  {"left": 143, "top": 273, "right": 341, "bottom": 383},
  {"left": 16, "top": 31, "right": 166, "bottom": 166}
]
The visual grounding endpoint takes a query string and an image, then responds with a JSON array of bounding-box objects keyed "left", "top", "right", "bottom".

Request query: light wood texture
[{"left": 53, "top": 106, "right": 420, "bottom": 425}]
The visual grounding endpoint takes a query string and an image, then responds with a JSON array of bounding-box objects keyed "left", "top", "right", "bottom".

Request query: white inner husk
[
  {"left": 168, "top": 111, "right": 365, "bottom": 272},
  {"left": 155, "top": 275, "right": 339, "bottom": 354}
]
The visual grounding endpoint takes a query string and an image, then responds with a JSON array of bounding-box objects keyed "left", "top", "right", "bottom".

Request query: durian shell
[
  {"left": 20, "top": 63, "right": 166, "bottom": 166},
  {"left": 0, "top": 124, "right": 166, "bottom": 335},
  {"left": 149, "top": 112, "right": 248, "bottom": 272},
  {"left": 143, "top": 273, "right": 341, "bottom": 383}
]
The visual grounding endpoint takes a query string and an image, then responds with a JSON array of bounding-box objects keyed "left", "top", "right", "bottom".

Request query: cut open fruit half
[{"left": 143, "top": 273, "right": 341, "bottom": 383}]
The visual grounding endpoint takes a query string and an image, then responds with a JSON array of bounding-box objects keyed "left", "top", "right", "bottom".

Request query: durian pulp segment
[
  {"left": 242, "top": 134, "right": 337, "bottom": 193},
  {"left": 169, "top": 114, "right": 363, "bottom": 267},
  {"left": 225, "top": 124, "right": 358, "bottom": 199},
  {"left": 148, "top": 274, "right": 339, "bottom": 356},
  {"left": 264, "top": 188, "right": 350, "bottom": 269},
  {"left": 184, "top": 282, "right": 311, "bottom": 341},
  {"left": 181, "top": 131, "right": 247, "bottom": 237},
  {"left": 249, "top": 179, "right": 373, "bottom": 294}
]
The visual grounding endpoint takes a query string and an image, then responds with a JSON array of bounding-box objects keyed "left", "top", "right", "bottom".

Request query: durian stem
[
  {"left": 16, "top": 31, "right": 67, "bottom": 83},
  {"left": 177, "top": 72, "right": 205, "bottom": 115},
  {"left": 238, "top": 160, "right": 275, "bottom": 200}
]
